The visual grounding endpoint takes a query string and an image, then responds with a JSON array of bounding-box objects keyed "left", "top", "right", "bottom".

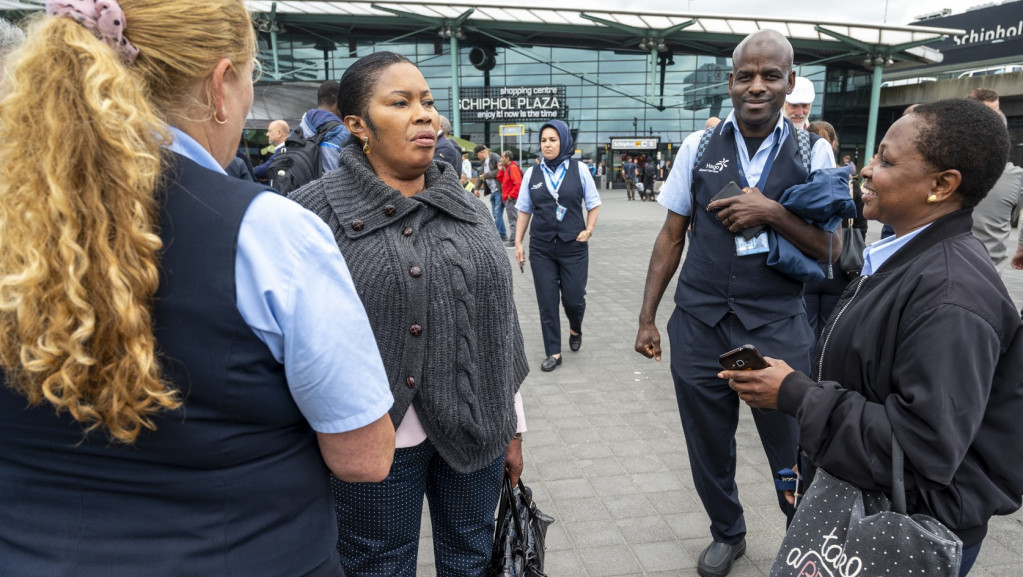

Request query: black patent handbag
[{"left": 486, "top": 474, "right": 555, "bottom": 577}]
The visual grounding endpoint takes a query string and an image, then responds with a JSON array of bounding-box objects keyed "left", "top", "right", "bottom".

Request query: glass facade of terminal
[{"left": 255, "top": 33, "right": 833, "bottom": 171}]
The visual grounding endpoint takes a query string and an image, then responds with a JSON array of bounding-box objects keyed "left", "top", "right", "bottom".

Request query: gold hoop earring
[
  {"left": 927, "top": 194, "right": 938, "bottom": 204},
  {"left": 213, "top": 113, "right": 228, "bottom": 126},
  {"left": 362, "top": 137, "right": 370, "bottom": 155}
]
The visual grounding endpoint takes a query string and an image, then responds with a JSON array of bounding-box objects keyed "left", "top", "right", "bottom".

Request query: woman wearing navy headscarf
[{"left": 514, "top": 120, "right": 602, "bottom": 371}]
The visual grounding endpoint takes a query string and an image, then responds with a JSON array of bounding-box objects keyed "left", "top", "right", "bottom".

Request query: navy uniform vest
[
  {"left": 676, "top": 120, "right": 812, "bottom": 330},
  {"left": 528, "top": 160, "right": 587, "bottom": 242},
  {"left": 0, "top": 154, "right": 340, "bottom": 577}
]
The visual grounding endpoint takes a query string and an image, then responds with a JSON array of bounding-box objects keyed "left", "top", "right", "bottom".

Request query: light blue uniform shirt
[
  {"left": 515, "top": 159, "right": 602, "bottom": 213},
  {"left": 166, "top": 127, "right": 393, "bottom": 433},
  {"left": 658, "top": 111, "right": 836, "bottom": 217},
  {"left": 861, "top": 224, "right": 930, "bottom": 275}
]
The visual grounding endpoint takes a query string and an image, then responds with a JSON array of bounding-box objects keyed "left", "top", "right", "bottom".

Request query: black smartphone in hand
[
  {"left": 708, "top": 181, "right": 744, "bottom": 211},
  {"left": 718, "top": 344, "right": 769, "bottom": 371}
]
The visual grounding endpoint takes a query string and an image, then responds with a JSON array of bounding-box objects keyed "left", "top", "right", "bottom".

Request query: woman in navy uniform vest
[
  {"left": 514, "top": 120, "right": 602, "bottom": 371},
  {"left": 0, "top": 2, "right": 395, "bottom": 576}
]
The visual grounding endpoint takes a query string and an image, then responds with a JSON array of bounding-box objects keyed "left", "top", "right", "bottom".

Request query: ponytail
[{"left": 0, "top": 15, "right": 174, "bottom": 443}]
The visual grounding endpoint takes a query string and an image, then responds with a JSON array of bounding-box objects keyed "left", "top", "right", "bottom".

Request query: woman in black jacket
[{"left": 724, "top": 99, "right": 1023, "bottom": 577}]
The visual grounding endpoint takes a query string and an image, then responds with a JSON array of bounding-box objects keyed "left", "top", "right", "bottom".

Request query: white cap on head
[{"left": 786, "top": 77, "right": 815, "bottom": 105}]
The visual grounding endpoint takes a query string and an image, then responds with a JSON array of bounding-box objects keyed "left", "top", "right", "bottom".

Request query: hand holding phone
[
  {"left": 718, "top": 344, "right": 769, "bottom": 371},
  {"left": 708, "top": 181, "right": 744, "bottom": 211}
]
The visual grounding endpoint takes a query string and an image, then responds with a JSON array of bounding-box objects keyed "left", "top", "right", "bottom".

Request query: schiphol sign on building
[
  {"left": 459, "top": 86, "right": 566, "bottom": 123},
  {"left": 913, "top": 1, "right": 1023, "bottom": 66}
]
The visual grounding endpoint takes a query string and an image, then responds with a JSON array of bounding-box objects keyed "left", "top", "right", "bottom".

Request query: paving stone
[
  {"left": 614, "top": 514, "right": 674, "bottom": 545},
  {"left": 561, "top": 520, "right": 626, "bottom": 548},
  {"left": 632, "top": 471, "right": 686, "bottom": 494},
  {"left": 576, "top": 457, "right": 629, "bottom": 478},
  {"left": 589, "top": 474, "right": 638, "bottom": 497},
  {"left": 552, "top": 495, "right": 611, "bottom": 524},
  {"left": 631, "top": 541, "right": 697, "bottom": 573},
  {"left": 577, "top": 545, "right": 643, "bottom": 577}
]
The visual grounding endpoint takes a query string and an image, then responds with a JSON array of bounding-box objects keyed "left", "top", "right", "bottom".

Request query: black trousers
[
  {"left": 667, "top": 307, "right": 811, "bottom": 544},
  {"left": 528, "top": 236, "right": 588, "bottom": 357}
]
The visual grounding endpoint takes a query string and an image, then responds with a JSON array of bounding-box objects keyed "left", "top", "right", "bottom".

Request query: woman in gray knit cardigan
[{"left": 289, "top": 52, "right": 530, "bottom": 577}]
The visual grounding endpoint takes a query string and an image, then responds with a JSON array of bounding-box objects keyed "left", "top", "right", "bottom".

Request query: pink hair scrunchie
[{"left": 45, "top": 0, "right": 139, "bottom": 64}]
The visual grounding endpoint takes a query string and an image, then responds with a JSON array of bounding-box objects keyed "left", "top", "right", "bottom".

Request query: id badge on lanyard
[
  {"left": 543, "top": 162, "right": 568, "bottom": 222},
  {"left": 555, "top": 205, "right": 567, "bottom": 221},
  {"left": 735, "top": 232, "right": 769, "bottom": 255}
]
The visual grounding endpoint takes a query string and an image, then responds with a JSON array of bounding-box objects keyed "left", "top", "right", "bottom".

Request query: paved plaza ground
[{"left": 414, "top": 190, "right": 1023, "bottom": 577}]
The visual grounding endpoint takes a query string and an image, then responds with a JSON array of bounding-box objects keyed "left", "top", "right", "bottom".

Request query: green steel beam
[
  {"left": 451, "top": 8, "right": 474, "bottom": 27},
  {"left": 270, "top": 3, "right": 279, "bottom": 79},
  {"left": 369, "top": 3, "right": 441, "bottom": 26},
  {"left": 801, "top": 50, "right": 866, "bottom": 68},
  {"left": 887, "top": 37, "right": 950, "bottom": 53},
  {"left": 451, "top": 33, "right": 460, "bottom": 138},
  {"left": 578, "top": 13, "right": 645, "bottom": 36},
  {"left": 650, "top": 42, "right": 657, "bottom": 105},
  {"left": 813, "top": 25, "right": 874, "bottom": 53},
  {"left": 373, "top": 25, "right": 435, "bottom": 47},
  {"left": 864, "top": 63, "right": 884, "bottom": 163},
  {"left": 661, "top": 20, "right": 698, "bottom": 37}
]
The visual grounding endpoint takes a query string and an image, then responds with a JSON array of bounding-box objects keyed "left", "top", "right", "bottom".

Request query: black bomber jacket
[{"left": 779, "top": 210, "right": 1023, "bottom": 546}]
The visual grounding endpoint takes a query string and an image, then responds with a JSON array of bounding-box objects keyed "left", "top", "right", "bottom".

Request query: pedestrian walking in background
[{"left": 515, "top": 120, "right": 601, "bottom": 373}]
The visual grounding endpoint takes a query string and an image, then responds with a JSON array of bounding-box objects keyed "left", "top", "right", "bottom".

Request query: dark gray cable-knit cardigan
[{"left": 290, "top": 145, "right": 529, "bottom": 473}]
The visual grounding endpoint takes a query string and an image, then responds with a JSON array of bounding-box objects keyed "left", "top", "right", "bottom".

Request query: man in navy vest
[{"left": 634, "top": 30, "right": 837, "bottom": 577}]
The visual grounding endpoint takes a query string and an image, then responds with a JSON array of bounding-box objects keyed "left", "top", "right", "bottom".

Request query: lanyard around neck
[
  {"left": 734, "top": 130, "right": 783, "bottom": 190},
  {"left": 541, "top": 161, "right": 569, "bottom": 201}
]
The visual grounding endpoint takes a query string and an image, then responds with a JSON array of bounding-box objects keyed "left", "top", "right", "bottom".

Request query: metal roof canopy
[
  {"left": 246, "top": 0, "right": 960, "bottom": 65},
  {"left": 245, "top": 1, "right": 963, "bottom": 156}
]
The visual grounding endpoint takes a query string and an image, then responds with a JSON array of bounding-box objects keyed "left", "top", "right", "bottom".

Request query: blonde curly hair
[{"left": 0, "top": 0, "right": 255, "bottom": 443}]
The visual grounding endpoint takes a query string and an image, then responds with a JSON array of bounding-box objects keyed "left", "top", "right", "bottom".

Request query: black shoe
[
  {"left": 569, "top": 332, "right": 582, "bottom": 352},
  {"left": 697, "top": 539, "right": 746, "bottom": 577},
  {"left": 540, "top": 355, "right": 562, "bottom": 372}
]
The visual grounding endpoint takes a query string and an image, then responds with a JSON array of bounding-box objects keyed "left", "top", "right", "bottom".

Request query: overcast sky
[{"left": 583, "top": 0, "right": 993, "bottom": 26}]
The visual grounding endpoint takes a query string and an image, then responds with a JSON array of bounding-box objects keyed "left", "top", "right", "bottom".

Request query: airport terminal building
[
  {"left": 238, "top": 0, "right": 1020, "bottom": 171},
  {"left": 4, "top": 0, "right": 1016, "bottom": 169}
]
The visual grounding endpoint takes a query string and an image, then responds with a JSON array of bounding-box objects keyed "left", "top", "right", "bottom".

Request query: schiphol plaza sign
[{"left": 459, "top": 85, "right": 567, "bottom": 123}]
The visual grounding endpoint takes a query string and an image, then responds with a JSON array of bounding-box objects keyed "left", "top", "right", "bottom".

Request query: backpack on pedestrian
[{"left": 267, "top": 120, "right": 343, "bottom": 194}]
